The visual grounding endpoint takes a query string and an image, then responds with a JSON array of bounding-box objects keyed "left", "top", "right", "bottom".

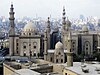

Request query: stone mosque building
[
  {"left": 9, "top": 4, "right": 41, "bottom": 56},
  {"left": 9, "top": 4, "right": 59, "bottom": 57},
  {"left": 9, "top": 4, "right": 100, "bottom": 63}
]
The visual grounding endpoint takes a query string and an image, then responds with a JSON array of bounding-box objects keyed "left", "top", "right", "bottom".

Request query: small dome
[
  {"left": 82, "top": 25, "right": 88, "bottom": 32},
  {"left": 66, "top": 20, "right": 71, "bottom": 27},
  {"left": 55, "top": 41, "right": 63, "bottom": 49},
  {"left": 23, "top": 21, "right": 37, "bottom": 31}
]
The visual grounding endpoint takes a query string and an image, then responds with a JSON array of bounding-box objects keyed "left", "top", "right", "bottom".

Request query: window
[
  {"left": 73, "top": 45, "right": 74, "bottom": 48},
  {"left": 34, "top": 46, "right": 36, "bottom": 49},
  {"left": 70, "top": 49, "right": 71, "bottom": 52},
  {"left": 17, "top": 50, "right": 18, "bottom": 54},
  {"left": 34, "top": 53, "right": 36, "bottom": 56},
  {"left": 86, "top": 44, "right": 88, "bottom": 46},
  {"left": 73, "top": 42, "right": 75, "bottom": 44},
  {"left": 29, "top": 33, "right": 31, "bottom": 35},
  {"left": 23, "top": 33, "right": 25, "bottom": 35},
  {"left": 23, "top": 46, "right": 26, "bottom": 49},
  {"left": 17, "top": 47, "right": 18, "bottom": 50},
  {"left": 35, "top": 33, "right": 37, "bottom": 35},
  {"left": 30, "top": 53, "right": 32, "bottom": 56},
  {"left": 61, "top": 59, "right": 63, "bottom": 63},
  {"left": 24, "top": 53, "right": 26, "bottom": 56},
  {"left": 86, "top": 47, "right": 88, "bottom": 50},
  {"left": 17, "top": 43, "right": 18, "bottom": 46},
  {"left": 16, "top": 39, "right": 18, "bottom": 42},
  {"left": 58, "top": 52, "right": 61, "bottom": 55},
  {"left": 29, "top": 44, "right": 31, "bottom": 46},
  {"left": 50, "top": 57, "right": 52, "bottom": 61},
  {"left": 56, "top": 59, "right": 58, "bottom": 63}
]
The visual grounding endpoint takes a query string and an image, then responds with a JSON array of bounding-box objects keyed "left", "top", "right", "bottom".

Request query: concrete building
[
  {"left": 3, "top": 58, "right": 61, "bottom": 75},
  {"left": 63, "top": 62, "right": 100, "bottom": 75}
]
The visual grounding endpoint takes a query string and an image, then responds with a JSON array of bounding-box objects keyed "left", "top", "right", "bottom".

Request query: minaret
[
  {"left": 46, "top": 17, "right": 51, "bottom": 49},
  {"left": 44, "top": 30, "right": 48, "bottom": 60},
  {"left": 9, "top": 3, "right": 15, "bottom": 56},
  {"left": 62, "top": 6, "right": 66, "bottom": 30},
  {"left": 67, "top": 31, "right": 73, "bottom": 67},
  {"left": 61, "top": 6, "right": 67, "bottom": 50}
]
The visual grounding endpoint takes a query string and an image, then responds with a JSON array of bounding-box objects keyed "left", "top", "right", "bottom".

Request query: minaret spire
[
  {"left": 46, "top": 17, "right": 51, "bottom": 49},
  {"left": 9, "top": 3, "right": 15, "bottom": 28},
  {"left": 47, "top": 17, "right": 50, "bottom": 30},
  {"left": 67, "top": 31, "right": 73, "bottom": 67},
  {"left": 44, "top": 30, "right": 48, "bottom": 60},
  {"left": 9, "top": 3, "right": 15, "bottom": 56},
  {"left": 62, "top": 6, "right": 66, "bottom": 25}
]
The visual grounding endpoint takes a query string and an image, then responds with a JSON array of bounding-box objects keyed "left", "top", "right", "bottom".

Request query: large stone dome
[
  {"left": 82, "top": 25, "right": 88, "bottom": 32},
  {"left": 23, "top": 21, "right": 37, "bottom": 31},
  {"left": 55, "top": 41, "right": 63, "bottom": 49}
]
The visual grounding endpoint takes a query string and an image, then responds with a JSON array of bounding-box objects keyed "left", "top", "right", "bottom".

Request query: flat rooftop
[{"left": 61, "top": 62, "right": 100, "bottom": 75}]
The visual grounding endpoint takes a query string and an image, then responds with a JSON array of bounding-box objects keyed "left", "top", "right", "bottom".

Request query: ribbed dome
[
  {"left": 55, "top": 41, "right": 63, "bottom": 49},
  {"left": 82, "top": 25, "right": 88, "bottom": 32},
  {"left": 23, "top": 21, "right": 37, "bottom": 31}
]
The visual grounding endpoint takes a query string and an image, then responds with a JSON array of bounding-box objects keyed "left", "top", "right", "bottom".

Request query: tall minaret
[
  {"left": 46, "top": 17, "right": 51, "bottom": 49},
  {"left": 9, "top": 3, "right": 15, "bottom": 56},
  {"left": 67, "top": 31, "right": 73, "bottom": 67},
  {"left": 62, "top": 6, "right": 66, "bottom": 30},
  {"left": 61, "top": 7, "right": 67, "bottom": 50},
  {"left": 44, "top": 30, "right": 48, "bottom": 60}
]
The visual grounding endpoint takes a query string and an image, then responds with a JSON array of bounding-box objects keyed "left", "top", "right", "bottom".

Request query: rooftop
[
  {"left": 15, "top": 69, "right": 41, "bottom": 75},
  {"left": 61, "top": 62, "right": 100, "bottom": 75}
]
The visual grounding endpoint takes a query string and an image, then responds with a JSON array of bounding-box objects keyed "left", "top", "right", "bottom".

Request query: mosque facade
[{"left": 9, "top": 4, "right": 100, "bottom": 64}]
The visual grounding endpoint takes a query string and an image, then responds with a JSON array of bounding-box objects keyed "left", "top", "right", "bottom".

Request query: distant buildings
[{"left": 2, "top": 3, "right": 100, "bottom": 75}]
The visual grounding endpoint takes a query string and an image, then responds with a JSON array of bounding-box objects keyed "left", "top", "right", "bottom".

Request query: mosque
[{"left": 9, "top": 4, "right": 100, "bottom": 64}]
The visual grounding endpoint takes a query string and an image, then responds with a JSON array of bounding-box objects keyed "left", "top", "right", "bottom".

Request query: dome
[
  {"left": 82, "top": 25, "right": 88, "bottom": 32},
  {"left": 23, "top": 21, "right": 37, "bottom": 31},
  {"left": 55, "top": 41, "right": 63, "bottom": 49},
  {"left": 66, "top": 20, "right": 71, "bottom": 27}
]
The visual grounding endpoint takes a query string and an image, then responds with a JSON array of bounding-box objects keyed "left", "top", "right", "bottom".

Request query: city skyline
[{"left": 0, "top": 0, "right": 100, "bottom": 19}]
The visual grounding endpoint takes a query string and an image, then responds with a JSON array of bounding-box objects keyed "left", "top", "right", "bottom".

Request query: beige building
[
  {"left": 9, "top": 4, "right": 52, "bottom": 57},
  {"left": 9, "top": 4, "right": 41, "bottom": 57},
  {"left": 63, "top": 62, "right": 100, "bottom": 75},
  {"left": 3, "top": 58, "right": 61, "bottom": 75},
  {"left": 60, "top": 7, "right": 99, "bottom": 56},
  {"left": 8, "top": 3, "right": 100, "bottom": 62}
]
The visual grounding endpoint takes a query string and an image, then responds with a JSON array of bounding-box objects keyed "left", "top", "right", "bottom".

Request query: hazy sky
[{"left": 0, "top": 0, "right": 100, "bottom": 19}]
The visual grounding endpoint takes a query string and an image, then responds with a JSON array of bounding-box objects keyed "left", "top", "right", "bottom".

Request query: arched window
[
  {"left": 56, "top": 59, "right": 58, "bottom": 63},
  {"left": 84, "top": 41, "right": 91, "bottom": 55},
  {"left": 50, "top": 57, "right": 52, "bottom": 62},
  {"left": 29, "top": 33, "right": 31, "bottom": 35},
  {"left": 61, "top": 59, "right": 63, "bottom": 63},
  {"left": 16, "top": 50, "right": 18, "bottom": 54},
  {"left": 23, "top": 33, "right": 25, "bottom": 35},
  {"left": 58, "top": 52, "right": 61, "bottom": 55},
  {"left": 23, "top": 42, "right": 27, "bottom": 49},
  {"left": 33, "top": 42, "right": 37, "bottom": 49},
  {"left": 24, "top": 53, "right": 26, "bottom": 56},
  {"left": 23, "top": 46, "right": 26, "bottom": 49},
  {"left": 34, "top": 46, "right": 36, "bottom": 49},
  {"left": 34, "top": 53, "right": 36, "bottom": 56}
]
